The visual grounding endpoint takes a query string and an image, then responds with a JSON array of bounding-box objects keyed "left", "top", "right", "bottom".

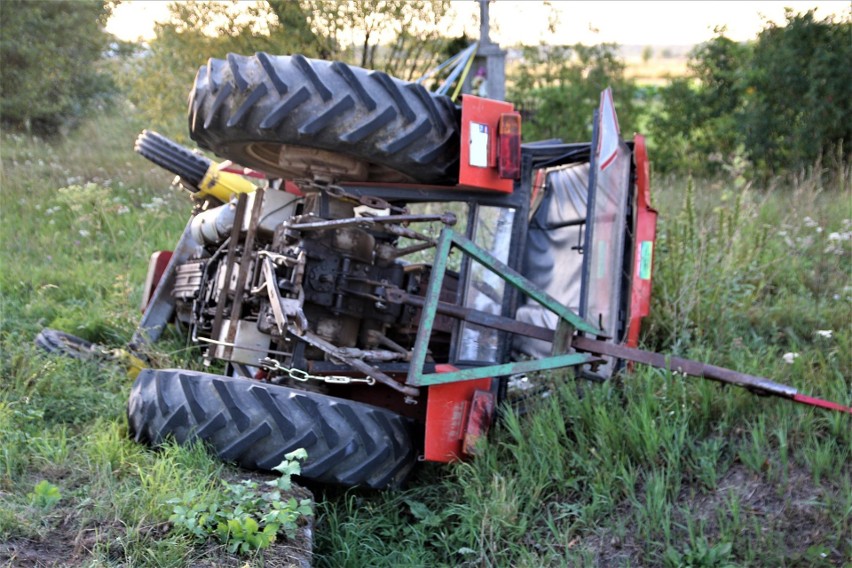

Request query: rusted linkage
[
  {"left": 572, "top": 336, "right": 851, "bottom": 414},
  {"left": 286, "top": 212, "right": 457, "bottom": 231}
]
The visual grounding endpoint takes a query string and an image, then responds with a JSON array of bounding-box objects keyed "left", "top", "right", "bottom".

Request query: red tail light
[{"left": 498, "top": 112, "right": 521, "bottom": 180}]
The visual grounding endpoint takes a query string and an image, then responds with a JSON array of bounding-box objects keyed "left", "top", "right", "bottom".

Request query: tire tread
[
  {"left": 189, "top": 53, "right": 459, "bottom": 184},
  {"left": 128, "top": 369, "right": 417, "bottom": 488}
]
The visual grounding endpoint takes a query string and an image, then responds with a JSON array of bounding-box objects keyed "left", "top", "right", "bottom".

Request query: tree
[
  {"left": 125, "top": 0, "right": 453, "bottom": 136},
  {"left": 305, "top": 0, "right": 450, "bottom": 80},
  {"left": 509, "top": 43, "right": 638, "bottom": 143},
  {"left": 743, "top": 9, "right": 851, "bottom": 172},
  {"left": 0, "top": 0, "right": 116, "bottom": 134},
  {"left": 649, "top": 34, "right": 751, "bottom": 173},
  {"left": 649, "top": 11, "right": 851, "bottom": 175},
  {"left": 123, "top": 1, "right": 324, "bottom": 136}
]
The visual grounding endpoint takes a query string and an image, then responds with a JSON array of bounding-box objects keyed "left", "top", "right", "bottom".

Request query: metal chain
[{"left": 259, "top": 357, "right": 376, "bottom": 385}]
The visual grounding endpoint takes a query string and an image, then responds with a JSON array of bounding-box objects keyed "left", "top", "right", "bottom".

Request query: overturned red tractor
[{"left": 38, "top": 53, "right": 850, "bottom": 489}]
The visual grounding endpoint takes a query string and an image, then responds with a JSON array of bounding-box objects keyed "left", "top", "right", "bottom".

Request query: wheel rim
[{"left": 238, "top": 142, "right": 417, "bottom": 184}]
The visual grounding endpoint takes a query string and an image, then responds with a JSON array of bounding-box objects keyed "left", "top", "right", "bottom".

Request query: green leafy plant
[
  {"left": 29, "top": 480, "right": 62, "bottom": 509},
  {"left": 167, "top": 449, "right": 312, "bottom": 554}
]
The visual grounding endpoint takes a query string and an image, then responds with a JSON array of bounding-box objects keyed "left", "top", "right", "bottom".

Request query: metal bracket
[{"left": 406, "top": 227, "right": 605, "bottom": 387}]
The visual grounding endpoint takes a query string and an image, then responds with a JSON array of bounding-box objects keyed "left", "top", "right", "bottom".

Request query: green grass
[{"left": 1, "top": 109, "right": 850, "bottom": 566}]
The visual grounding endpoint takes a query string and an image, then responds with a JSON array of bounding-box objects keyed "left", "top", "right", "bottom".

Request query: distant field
[{"left": 624, "top": 55, "right": 690, "bottom": 85}]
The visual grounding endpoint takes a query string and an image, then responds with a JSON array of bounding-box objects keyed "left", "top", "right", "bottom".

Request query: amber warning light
[{"left": 498, "top": 112, "right": 521, "bottom": 180}]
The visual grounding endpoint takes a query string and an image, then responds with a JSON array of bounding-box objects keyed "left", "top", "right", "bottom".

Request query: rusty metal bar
[
  {"left": 572, "top": 336, "right": 798, "bottom": 397},
  {"left": 297, "top": 330, "right": 419, "bottom": 397},
  {"left": 223, "top": 188, "right": 265, "bottom": 359},
  {"left": 287, "top": 212, "right": 456, "bottom": 231},
  {"left": 572, "top": 336, "right": 852, "bottom": 414},
  {"left": 395, "top": 292, "right": 555, "bottom": 342},
  {"left": 209, "top": 193, "right": 248, "bottom": 354},
  {"left": 449, "top": 229, "right": 603, "bottom": 337}
]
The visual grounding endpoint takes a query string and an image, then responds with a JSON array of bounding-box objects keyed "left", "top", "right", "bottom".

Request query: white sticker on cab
[{"left": 469, "top": 122, "right": 489, "bottom": 168}]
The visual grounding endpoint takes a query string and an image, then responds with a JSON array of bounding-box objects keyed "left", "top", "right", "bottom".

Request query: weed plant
[{"left": 1, "top": 110, "right": 849, "bottom": 566}]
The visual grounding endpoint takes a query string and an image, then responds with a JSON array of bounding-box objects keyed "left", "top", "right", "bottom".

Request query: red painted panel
[
  {"left": 424, "top": 364, "right": 493, "bottom": 462},
  {"left": 140, "top": 251, "right": 173, "bottom": 312},
  {"left": 626, "top": 135, "right": 657, "bottom": 347},
  {"left": 458, "top": 95, "right": 514, "bottom": 193}
]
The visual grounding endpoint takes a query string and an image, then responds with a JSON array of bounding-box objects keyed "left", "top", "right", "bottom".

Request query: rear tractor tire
[
  {"left": 188, "top": 53, "right": 460, "bottom": 185},
  {"left": 127, "top": 369, "right": 419, "bottom": 489}
]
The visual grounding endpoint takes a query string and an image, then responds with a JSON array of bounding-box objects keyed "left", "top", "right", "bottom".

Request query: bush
[
  {"left": 649, "top": 35, "right": 751, "bottom": 174},
  {"left": 0, "top": 0, "right": 116, "bottom": 135},
  {"left": 744, "top": 9, "right": 852, "bottom": 173},
  {"left": 509, "top": 43, "right": 638, "bottom": 143},
  {"left": 650, "top": 10, "right": 851, "bottom": 176}
]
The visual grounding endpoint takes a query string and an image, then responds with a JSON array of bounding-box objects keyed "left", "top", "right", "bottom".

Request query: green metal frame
[{"left": 406, "top": 227, "right": 604, "bottom": 387}]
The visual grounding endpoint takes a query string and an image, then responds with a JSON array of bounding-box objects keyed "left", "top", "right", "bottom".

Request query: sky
[{"left": 107, "top": 1, "right": 850, "bottom": 47}]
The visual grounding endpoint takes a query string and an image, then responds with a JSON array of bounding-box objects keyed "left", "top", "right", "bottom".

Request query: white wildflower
[
  {"left": 117, "top": 205, "right": 130, "bottom": 215},
  {"left": 782, "top": 352, "right": 799, "bottom": 364},
  {"left": 815, "top": 330, "right": 832, "bottom": 339},
  {"left": 142, "top": 197, "right": 166, "bottom": 210},
  {"left": 803, "top": 216, "right": 818, "bottom": 228},
  {"left": 78, "top": 229, "right": 90, "bottom": 237}
]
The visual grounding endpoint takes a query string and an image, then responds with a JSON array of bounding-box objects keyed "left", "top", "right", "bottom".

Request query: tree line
[{"left": 1, "top": 1, "right": 848, "bottom": 177}]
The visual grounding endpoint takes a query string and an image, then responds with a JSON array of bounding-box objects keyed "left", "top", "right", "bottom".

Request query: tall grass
[
  {"left": 0, "top": 106, "right": 231, "bottom": 566},
  {"left": 1, "top": 110, "right": 849, "bottom": 566},
  {"left": 313, "top": 161, "right": 851, "bottom": 567}
]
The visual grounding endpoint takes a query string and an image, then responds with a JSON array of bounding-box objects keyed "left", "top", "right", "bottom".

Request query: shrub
[{"left": 0, "top": 0, "right": 116, "bottom": 135}]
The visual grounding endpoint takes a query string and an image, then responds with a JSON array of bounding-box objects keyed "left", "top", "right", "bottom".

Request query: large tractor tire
[
  {"left": 128, "top": 369, "right": 418, "bottom": 489},
  {"left": 188, "top": 53, "right": 460, "bottom": 185}
]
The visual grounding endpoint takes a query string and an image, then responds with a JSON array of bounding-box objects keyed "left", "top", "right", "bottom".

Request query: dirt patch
[
  {"left": 579, "top": 463, "right": 844, "bottom": 567},
  {"left": 683, "top": 463, "right": 830, "bottom": 537},
  {"left": 0, "top": 478, "right": 314, "bottom": 568}
]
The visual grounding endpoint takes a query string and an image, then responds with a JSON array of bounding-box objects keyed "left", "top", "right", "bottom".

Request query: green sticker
[{"left": 639, "top": 241, "right": 653, "bottom": 280}]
